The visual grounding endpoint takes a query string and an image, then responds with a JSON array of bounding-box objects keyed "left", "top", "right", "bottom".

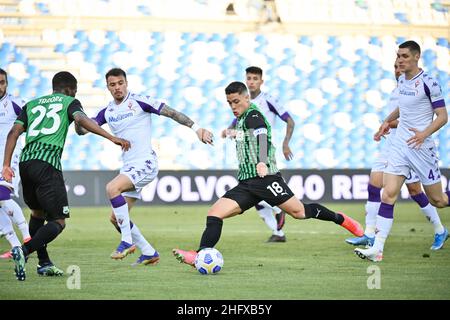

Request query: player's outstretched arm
[
  {"left": 282, "top": 116, "right": 295, "bottom": 161},
  {"left": 2, "top": 123, "right": 25, "bottom": 182},
  {"left": 159, "top": 105, "right": 214, "bottom": 145},
  {"left": 73, "top": 113, "right": 131, "bottom": 151}
]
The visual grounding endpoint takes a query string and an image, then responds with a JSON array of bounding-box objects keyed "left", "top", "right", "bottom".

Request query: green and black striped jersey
[
  {"left": 15, "top": 93, "right": 85, "bottom": 171},
  {"left": 235, "top": 103, "right": 278, "bottom": 180}
]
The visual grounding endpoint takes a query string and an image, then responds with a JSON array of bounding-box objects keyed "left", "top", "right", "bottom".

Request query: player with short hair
[
  {"left": 355, "top": 41, "right": 450, "bottom": 262},
  {"left": 346, "top": 60, "right": 448, "bottom": 250},
  {"left": 173, "top": 81, "right": 363, "bottom": 267},
  {"left": 0, "top": 68, "right": 31, "bottom": 259},
  {"left": 2, "top": 71, "right": 130, "bottom": 280},
  {"left": 222, "top": 66, "right": 295, "bottom": 242},
  {"left": 84, "top": 68, "right": 213, "bottom": 265}
]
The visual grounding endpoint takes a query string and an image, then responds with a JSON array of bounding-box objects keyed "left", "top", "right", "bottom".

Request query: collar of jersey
[
  {"left": 0, "top": 92, "right": 8, "bottom": 103},
  {"left": 113, "top": 92, "right": 131, "bottom": 106},
  {"left": 406, "top": 69, "right": 424, "bottom": 82},
  {"left": 239, "top": 103, "right": 259, "bottom": 119},
  {"left": 252, "top": 91, "right": 264, "bottom": 101}
]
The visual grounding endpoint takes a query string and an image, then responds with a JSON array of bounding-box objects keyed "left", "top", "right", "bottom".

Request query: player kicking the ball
[{"left": 173, "top": 81, "right": 364, "bottom": 267}]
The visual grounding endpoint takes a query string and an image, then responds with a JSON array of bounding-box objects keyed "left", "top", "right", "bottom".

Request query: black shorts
[
  {"left": 19, "top": 160, "right": 70, "bottom": 221},
  {"left": 222, "top": 172, "right": 294, "bottom": 213}
]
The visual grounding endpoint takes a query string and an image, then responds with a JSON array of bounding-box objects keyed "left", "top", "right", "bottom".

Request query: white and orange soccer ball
[{"left": 194, "top": 248, "right": 224, "bottom": 275}]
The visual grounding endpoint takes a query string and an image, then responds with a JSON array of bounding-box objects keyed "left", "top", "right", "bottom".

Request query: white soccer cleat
[{"left": 354, "top": 247, "right": 383, "bottom": 262}]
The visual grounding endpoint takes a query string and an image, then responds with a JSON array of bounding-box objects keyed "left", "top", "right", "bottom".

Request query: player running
[
  {"left": 354, "top": 41, "right": 450, "bottom": 262},
  {"left": 346, "top": 60, "right": 448, "bottom": 251},
  {"left": 81, "top": 68, "right": 214, "bottom": 265},
  {"left": 2, "top": 71, "right": 130, "bottom": 280}
]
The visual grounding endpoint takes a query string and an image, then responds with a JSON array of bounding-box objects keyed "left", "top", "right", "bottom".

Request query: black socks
[
  {"left": 199, "top": 216, "right": 223, "bottom": 251},
  {"left": 23, "top": 221, "right": 64, "bottom": 258},
  {"left": 303, "top": 203, "right": 344, "bottom": 225}
]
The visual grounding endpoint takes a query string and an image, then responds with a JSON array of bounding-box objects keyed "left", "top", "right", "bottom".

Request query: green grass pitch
[{"left": 1, "top": 203, "right": 449, "bottom": 300}]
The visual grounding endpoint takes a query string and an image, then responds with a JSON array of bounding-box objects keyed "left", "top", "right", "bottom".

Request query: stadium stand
[{"left": 0, "top": 0, "right": 449, "bottom": 170}]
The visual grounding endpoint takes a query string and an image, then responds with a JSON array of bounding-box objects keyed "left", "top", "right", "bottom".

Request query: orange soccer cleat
[
  {"left": 339, "top": 213, "right": 364, "bottom": 237},
  {"left": 0, "top": 250, "right": 12, "bottom": 259},
  {"left": 172, "top": 248, "right": 197, "bottom": 267}
]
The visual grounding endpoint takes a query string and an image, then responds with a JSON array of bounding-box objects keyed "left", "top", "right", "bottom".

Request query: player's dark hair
[
  {"left": 245, "top": 66, "right": 263, "bottom": 76},
  {"left": 52, "top": 71, "right": 77, "bottom": 91},
  {"left": 225, "top": 81, "right": 248, "bottom": 95},
  {"left": 399, "top": 40, "right": 421, "bottom": 55},
  {"left": 0, "top": 68, "right": 8, "bottom": 83},
  {"left": 105, "top": 68, "right": 127, "bottom": 80}
]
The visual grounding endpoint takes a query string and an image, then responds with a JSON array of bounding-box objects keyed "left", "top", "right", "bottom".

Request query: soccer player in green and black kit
[
  {"left": 2, "top": 71, "right": 130, "bottom": 281},
  {"left": 173, "top": 81, "right": 364, "bottom": 267}
]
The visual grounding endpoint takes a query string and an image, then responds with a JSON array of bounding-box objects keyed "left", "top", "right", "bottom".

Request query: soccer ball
[{"left": 194, "top": 248, "right": 224, "bottom": 275}]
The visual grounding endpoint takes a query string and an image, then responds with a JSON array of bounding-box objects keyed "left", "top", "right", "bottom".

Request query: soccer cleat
[
  {"left": 37, "top": 263, "right": 64, "bottom": 276},
  {"left": 132, "top": 251, "right": 160, "bottom": 266},
  {"left": 275, "top": 211, "right": 286, "bottom": 231},
  {"left": 339, "top": 213, "right": 364, "bottom": 237},
  {"left": 345, "top": 234, "right": 375, "bottom": 247},
  {"left": 172, "top": 248, "right": 197, "bottom": 267},
  {"left": 430, "top": 228, "right": 449, "bottom": 251},
  {"left": 354, "top": 247, "right": 383, "bottom": 262},
  {"left": 11, "top": 246, "right": 26, "bottom": 281},
  {"left": 110, "top": 241, "right": 136, "bottom": 260},
  {"left": 266, "top": 234, "right": 286, "bottom": 243}
]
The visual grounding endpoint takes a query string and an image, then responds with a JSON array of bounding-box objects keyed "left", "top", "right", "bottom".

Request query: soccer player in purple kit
[
  {"left": 82, "top": 68, "right": 214, "bottom": 265},
  {"left": 355, "top": 41, "right": 450, "bottom": 262},
  {"left": 346, "top": 60, "right": 448, "bottom": 251},
  {"left": 0, "top": 68, "right": 31, "bottom": 259}
]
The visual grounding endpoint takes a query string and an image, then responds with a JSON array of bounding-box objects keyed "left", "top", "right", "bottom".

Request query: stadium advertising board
[{"left": 57, "top": 169, "right": 450, "bottom": 206}]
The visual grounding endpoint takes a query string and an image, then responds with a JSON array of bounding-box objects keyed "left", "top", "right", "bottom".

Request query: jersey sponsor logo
[
  {"left": 399, "top": 89, "right": 417, "bottom": 96},
  {"left": 108, "top": 112, "right": 133, "bottom": 123}
]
